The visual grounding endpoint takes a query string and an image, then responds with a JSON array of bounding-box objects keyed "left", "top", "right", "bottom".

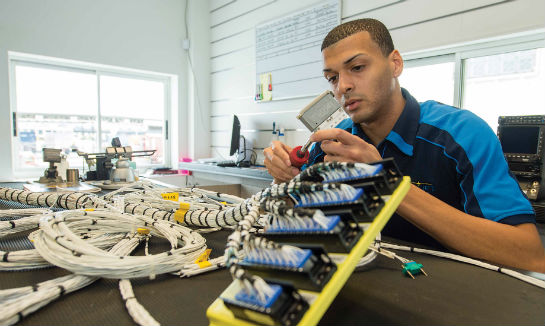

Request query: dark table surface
[{"left": 1, "top": 183, "right": 544, "bottom": 325}]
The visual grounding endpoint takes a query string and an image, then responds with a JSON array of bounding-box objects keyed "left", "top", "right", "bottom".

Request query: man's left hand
[{"left": 310, "top": 128, "right": 382, "bottom": 163}]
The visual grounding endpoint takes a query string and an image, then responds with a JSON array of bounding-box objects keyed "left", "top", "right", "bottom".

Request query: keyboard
[{"left": 216, "top": 160, "right": 237, "bottom": 167}]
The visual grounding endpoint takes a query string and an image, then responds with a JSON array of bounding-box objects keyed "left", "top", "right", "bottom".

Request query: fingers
[
  {"left": 310, "top": 128, "right": 360, "bottom": 145},
  {"left": 270, "top": 141, "right": 292, "bottom": 167},
  {"left": 263, "top": 141, "right": 299, "bottom": 183},
  {"left": 320, "top": 136, "right": 382, "bottom": 163}
]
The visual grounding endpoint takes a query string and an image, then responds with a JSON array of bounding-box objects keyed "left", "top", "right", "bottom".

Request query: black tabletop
[{"left": 1, "top": 182, "right": 544, "bottom": 325}]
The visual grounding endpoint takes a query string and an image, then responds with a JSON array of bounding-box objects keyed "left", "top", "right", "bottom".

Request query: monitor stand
[{"left": 237, "top": 137, "right": 253, "bottom": 165}]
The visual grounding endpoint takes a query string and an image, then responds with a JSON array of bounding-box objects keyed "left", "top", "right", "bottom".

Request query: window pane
[
  {"left": 13, "top": 65, "right": 98, "bottom": 169},
  {"left": 399, "top": 62, "right": 455, "bottom": 106},
  {"left": 99, "top": 75, "right": 165, "bottom": 166},
  {"left": 462, "top": 48, "right": 545, "bottom": 131}
]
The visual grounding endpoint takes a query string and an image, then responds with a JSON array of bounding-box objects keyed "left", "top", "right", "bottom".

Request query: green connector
[{"left": 402, "top": 261, "right": 427, "bottom": 279}]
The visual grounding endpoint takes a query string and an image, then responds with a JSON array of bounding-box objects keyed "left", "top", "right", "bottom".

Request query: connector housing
[
  {"left": 239, "top": 246, "right": 337, "bottom": 291},
  {"left": 294, "top": 184, "right": 384, "bottom": 222},
  {"left": 341, "top": 158, "right": 403, "bottom": 196},
  {"left": 263, "top": 214, "right": 362, "bottom": 253},
  {"left": 222, "top": 283, "right": 308, "bottom": 326}
]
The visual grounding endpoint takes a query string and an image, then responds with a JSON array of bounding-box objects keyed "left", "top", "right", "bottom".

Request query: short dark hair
[{"left": 321, "top": 18, "right": 394, "bottom": 57}]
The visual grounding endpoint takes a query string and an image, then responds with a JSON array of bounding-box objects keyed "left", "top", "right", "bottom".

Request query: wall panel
[{"left": 207, "top": 0, "right": 545, "bottom": 165}]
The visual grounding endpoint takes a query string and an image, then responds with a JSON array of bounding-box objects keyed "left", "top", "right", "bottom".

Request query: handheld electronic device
[{"left": 290, "top": 91, "right": 347, "bottom": 168}]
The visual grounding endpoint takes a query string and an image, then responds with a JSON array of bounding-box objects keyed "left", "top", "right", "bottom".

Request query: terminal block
[
  {"left": 294, "top": 184, "right": 384, "bottom": 222},
  {"left": 339, "top": 158, "right": 403, "bottom": 196},
  {"left": 222, "top": 282, "right": 308, "bottom": 326},
  {"left": 239, "top": 246, "right": 337, "bottom": 291},
  {"left": 263, "top": 214, "right": 362, "bottom": 253}
]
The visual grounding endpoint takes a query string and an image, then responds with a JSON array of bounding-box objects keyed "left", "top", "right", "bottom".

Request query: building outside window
[{"left": 9, "top": 53, "right": 172, "bottom": 176}]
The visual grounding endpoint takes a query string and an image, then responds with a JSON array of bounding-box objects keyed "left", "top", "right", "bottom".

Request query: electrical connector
[
  {"left": 222, "top": 282, "right": 308, "bottom": 326},
  {"left": 239, "top": 246, "right": 337, "bottom": 291},
  {"left": 402, "top": 261, "right": 427, "bottom": 279},
  {"left": 263, "top": 214, "right": 362, "bottom": 253}
]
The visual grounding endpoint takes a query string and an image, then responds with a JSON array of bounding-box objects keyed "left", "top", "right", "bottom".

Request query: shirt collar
[{"left": 351, "top": 88, "right": 420, "bottom": 157}]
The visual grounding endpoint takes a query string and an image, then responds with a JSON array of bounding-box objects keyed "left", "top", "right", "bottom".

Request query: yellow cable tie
[
  {"left": 137, "top": 228, "right": 150, "bottom": 235},
  {"left": 174, "top": 203, "right": 191, "bottom": 223},
  {"left": 195, "top": 249, "right": 212, "bottom": 268}
]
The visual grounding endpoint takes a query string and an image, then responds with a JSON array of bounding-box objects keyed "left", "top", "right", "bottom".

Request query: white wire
[
  {"left": 380, "top": 242, "right": 545, "bottom": 289},
  {"left": 32, "top": 209, "right": 208, "bottom": 279},
  {"left": 119, "top": 280, "right": 160, "bottom": 326}
]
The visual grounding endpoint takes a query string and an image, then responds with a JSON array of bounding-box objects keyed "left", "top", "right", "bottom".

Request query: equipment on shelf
[
  {"left": 76, "top": 137, "right": 156, "bottom": 186},
  {"left": 38, "top": 148, "right": 64, "bottom": 184},
  {"left": 498, "top": 115, "right": 545, "bottom": 201}
]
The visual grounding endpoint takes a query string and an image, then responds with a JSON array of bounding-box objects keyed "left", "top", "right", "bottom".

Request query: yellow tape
[
  {"left": 179, "top": 202, "right": 191, "bottom": 210},
  {"left": 197, "top": 261, "right": 212, "bottom": 268},
  {"left": 84, "top": 208, "right": 95, "bottom": 212},
  {"left": 161, "top": 192, "right": 179, "bottom": 201}
]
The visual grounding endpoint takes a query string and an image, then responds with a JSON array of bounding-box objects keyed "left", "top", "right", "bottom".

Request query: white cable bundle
[
  {"left": 0, "top": 248, "right": 51, "bottom": 271},
  {"left": 32, "top": 209, "right": 208, "bottom": 279},
  {"left": 0, "top": 187, "right": 97, "bottom": 210},
  {"left": 119, "top": 279, "right": 160, "bottom": 326},
  {"left": 0, "top": 213, "right": 132, "bottom": 272},
  {"left": 0, "top": 232, "right": 144, "bottom": 326},
  {"left": 0, "top": 215, "right": 42, "bottom": 237},
  {"left": 0, "top": 274, "right": 98, "bottom": 325},
  {"left": 0, "top": 208, "right": 51, "bottom": 218}
]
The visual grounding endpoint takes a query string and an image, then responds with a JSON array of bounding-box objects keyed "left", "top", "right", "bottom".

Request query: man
[{"left": 263, "top": 18, "right": 545, "bottom": 273}]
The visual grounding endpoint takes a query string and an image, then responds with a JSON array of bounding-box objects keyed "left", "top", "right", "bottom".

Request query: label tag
[{"left": 161, "top": 192, "right": 179, "bottom": 201}]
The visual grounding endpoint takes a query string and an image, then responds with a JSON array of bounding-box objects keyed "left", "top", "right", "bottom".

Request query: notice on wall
[{"left": 255, "top": 0, "right": 340, "bottom": 101}]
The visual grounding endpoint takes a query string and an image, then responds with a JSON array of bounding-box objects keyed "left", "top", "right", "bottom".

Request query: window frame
[
  {"left": 401, "top": 29, "right": 545, "bottom": 109},
  {"left": 8, "top": 51, "right": 174, "bottom": 178}
]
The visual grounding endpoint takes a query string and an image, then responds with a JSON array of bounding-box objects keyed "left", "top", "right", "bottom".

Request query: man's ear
[{"left": 390, "top": 50, "right": 403, "bottom": 78}]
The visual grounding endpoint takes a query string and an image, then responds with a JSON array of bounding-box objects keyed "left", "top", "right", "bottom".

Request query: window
[
  {"left": 399, "top": 58, "right": 455, "bottom": 106},
  {"left": 462, "top": 48, "right": 545, "bottom": 131},
  {"left": 9, "top": 54, "right": 172, "bottom": 174},
  {"left": 402, "top": 31, "right": 545, "bottom": 133}
]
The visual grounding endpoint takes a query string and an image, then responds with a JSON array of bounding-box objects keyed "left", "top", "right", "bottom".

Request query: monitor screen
[
  {"left": 498, "top": 126, "right": 540, "bottom": 154},
  {"left": 229, "top": 115, "right": 241, "bottom": 156}
]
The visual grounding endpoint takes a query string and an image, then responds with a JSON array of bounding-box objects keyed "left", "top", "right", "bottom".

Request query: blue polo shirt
[{"left": 304, "top": 88, "right": 536, "bottom": 248}]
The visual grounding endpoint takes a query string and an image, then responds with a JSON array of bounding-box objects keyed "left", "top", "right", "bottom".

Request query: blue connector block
[
  {"left": 294, "top": 188, "right": 364, "bottom": 208},
  {"left": 234, "top": 284, "right": 282, "bottom": 309},
  {"left": 325, "top": 164, "right": 383, "bottom": 183},
  {"left": 266, "top": 215, "right": 340, "bottom": 233},
  {"left": 244, "top": 249, "right": 312, "bottom": 269}
]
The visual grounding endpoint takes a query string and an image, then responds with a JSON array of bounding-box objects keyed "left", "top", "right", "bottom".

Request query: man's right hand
[{"left": 263, "top": 141, "right": 300, "bottom": 183}]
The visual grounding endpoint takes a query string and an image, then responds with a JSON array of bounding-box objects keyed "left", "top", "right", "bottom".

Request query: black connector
[
  {"left": 222, "top": 283, "right": 308, "bottom": 326},
  {"left": 340, "top": 158, "right": 403, "bottom": 196},
  {"left": 238, "top": 246, "right": 337, "bottom": 291},
  {"left": 294, "top": 184, "right": 384, "bottom": 222},
  {"left": 263, "top": 214, "right": 362, "bottom": 253}
]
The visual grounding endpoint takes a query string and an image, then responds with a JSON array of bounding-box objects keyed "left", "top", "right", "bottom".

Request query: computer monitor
[{"left": 229, "top": 115, "right": 241, "bottom": 156}]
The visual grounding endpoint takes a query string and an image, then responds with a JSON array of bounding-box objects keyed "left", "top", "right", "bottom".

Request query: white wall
[
  {"left": 208, "top": 0, "right": 545, "bottom": 163},
  {"left": 0, "top": 0, "right": 210, "bottom": 181}
]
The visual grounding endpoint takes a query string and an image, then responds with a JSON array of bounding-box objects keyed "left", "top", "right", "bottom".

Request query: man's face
[{"left": 322, "top": 31, "right": 398, "bottom": 124}]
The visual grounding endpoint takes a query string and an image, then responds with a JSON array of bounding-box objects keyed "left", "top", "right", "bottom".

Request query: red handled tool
[{"left": 289, "top": 138, "right": 312, "bottom": 168}]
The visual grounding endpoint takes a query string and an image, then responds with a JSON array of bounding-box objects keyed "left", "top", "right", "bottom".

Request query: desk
[
  {"left": 178, "top": 162, "right": 273, "bottom": 198},
  {"left": 1, "top": 186, "right": 544, "bottom": 325},
  {"left": 178, "top": 162, "right": 273, "bottom": 182}
]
